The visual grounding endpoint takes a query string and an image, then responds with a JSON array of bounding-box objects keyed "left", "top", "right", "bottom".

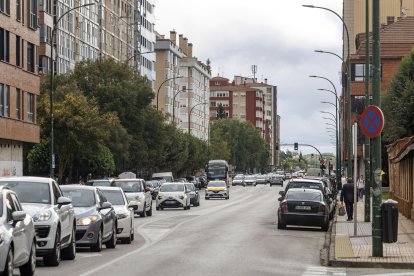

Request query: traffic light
[{"left": 294, "top": 142, "right": 298, "bottom": 150}]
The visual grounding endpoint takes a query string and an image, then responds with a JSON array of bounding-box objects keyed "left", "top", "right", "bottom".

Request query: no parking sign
[{"left": 359, "top": 105, "right": 384, "bottom": 138}]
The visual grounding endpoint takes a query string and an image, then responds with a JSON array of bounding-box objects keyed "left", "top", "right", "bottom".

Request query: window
[
  {"left": 0, "top": 0, "right": 10, "bottom": 14},
  {"left": 40, "top": 24, "right": 52, "bottom": 44},
  {"left": 0, "top": 27, "right": 10, "bottom": 62},
  {"left": 26, "top": 92, "right": 34, "bottom": 122},
  {"left": 39, "top": 55, "right": 49, "bottom": 74},
  {"left": 351, "top": 63, "right": 382, "bottom": 82},
  {"left": 16, "top": 0, "right": 21, "bottom": 20},
  {"left": 16, "top": 88, "right": 21, "bottom": 119},
  {"left": 28, "top": 0, "right": 38, "bottom": 29},
  {"left": 16, "top": 35, "right": 21, "bottom": 66},
  {"left": 0, "top": 83, "right": 10, "bottom": 117},
  {"left": 27, "top": 42, "right": 35, "bottom": 72}
]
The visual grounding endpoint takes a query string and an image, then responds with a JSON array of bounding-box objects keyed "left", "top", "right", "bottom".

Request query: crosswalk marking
[{"left": 302, "top": 266, "right": 345, "bottom": 276}]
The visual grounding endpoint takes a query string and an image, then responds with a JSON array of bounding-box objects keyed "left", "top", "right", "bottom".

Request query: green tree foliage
[
  {"left": 383, "top": 49, "right": 414, "bottom": 143},
  {"left": 210, "top": 120, "right": 269, "bottom": 172}
]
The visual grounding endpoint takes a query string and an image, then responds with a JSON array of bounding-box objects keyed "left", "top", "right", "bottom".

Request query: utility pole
[
  {"left": 372, "top": 0, "right": 383, "bottom": 257},
  {"left": 364, "top": 0, "right": 371, "bottom": 222}
]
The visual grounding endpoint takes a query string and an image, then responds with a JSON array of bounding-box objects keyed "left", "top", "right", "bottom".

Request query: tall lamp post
[
  {"left": 172, "top": 88, "right": 191, "bottom": 123},
  {"left": 188, "top": 102, "right": 208, "bottom": 134},
  {"left": 156, "top": 76, "right": 183, "bottom": 111},
  {"left": 304, "top": 4, "right": 352, "bottom": 178},
  {"left": 50, "top": 2, "right": 95, "bottom": 178},
  {"left": 311, "top": 75, "right": 341, "bottom": 188}
]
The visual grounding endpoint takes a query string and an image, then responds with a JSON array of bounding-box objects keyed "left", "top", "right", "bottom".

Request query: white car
[
  {"left": 0, "top": 177, "right": 76, "bottom": 266},
  {"left": 0, "top": 186, "right": 36, "bottom": 276},
  {"left": 110, "top": 179, "right": 153, "bottom": 217},
  {"left": 156, "top": 183, "right": 191, "bottom": 210},
  {"left": 100, "top": 187, "right": 135, "bottom": 244}
]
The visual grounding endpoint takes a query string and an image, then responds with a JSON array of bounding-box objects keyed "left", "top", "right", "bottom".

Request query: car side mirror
[
  {"left": 12, "top": 211, "right": 26, "bottom": 223},
  {"left": 279, "top": 191, "right": 284, "bottom": 196},
  {"left": 277, "top": 197, "right": 283, "bottom": 202},
  {"left": 57, "top": 196, "right": 72, "bottom": 208},
  {"left": 128, "top": 203, "right": 138, "bottom": 211},
  {"left": 100, "top": 201, "right": 112, "bottom": 210},
  {"left": 144, "top": 187, "right": 151, "bottom": 193}
]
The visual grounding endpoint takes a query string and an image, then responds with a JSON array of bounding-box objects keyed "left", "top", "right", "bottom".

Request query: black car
[
  {"left": 185, "top": 183, "right": 200, "bottom": 206},
  {"left": 61, "top": 185, "right": 118, "bottom": 252},
  {"left": 277, "top": 188, "right": 331, "bottom": 231}
]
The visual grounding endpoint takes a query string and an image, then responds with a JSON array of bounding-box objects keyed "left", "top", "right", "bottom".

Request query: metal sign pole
[{"left": 353, "top": 123, "right": 358, "bottom": 236}]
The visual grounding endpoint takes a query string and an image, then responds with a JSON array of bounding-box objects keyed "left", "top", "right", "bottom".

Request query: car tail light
[
  {"left": 281, "top": 202, "right": 288, "bottom": 213},
  {"left": 318, "top": 204, "right": 326, "bottom": 213}
]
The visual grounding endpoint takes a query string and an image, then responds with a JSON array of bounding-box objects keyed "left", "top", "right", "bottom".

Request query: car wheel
[
  {"left": 43, "top": 228, "right": 61, "bottom": 266},
  {"left": 321, "top": 221, "right": 329, "bottom": 232},
  {"left": 61, "top": 226, "right": 76, "bottom": 260},
  {"left": 4, "top": 247, "right": 14, "bottom": 276},
  {"left": 187, "top": 202, "right": 191, "bottom": 210},
  {"left": 156, "top": 205, "right": 160, "bottom": 210},
  {"left": 20, "top": 240, "right": 36, "bottom": 276},
  {"left": 146, "top": 201, "right": 153, "bottom": 216},
  {"left": 277, "top": 222, "right": 286, "bottom": 229},
  {"left": 205, "top": 197, "right": 209, "bottom": 200},
  {"left": 226, "top": 196, "right": 229, "bottom": 200},
  {"left": 91, "top": 228, "right": 103, "bottom": 252},
  {"left": 140, "top": 204, "right": 147, "bottom": 217},
  {"left": 106, "top": 223, "right": 117, "bottom": 249}
]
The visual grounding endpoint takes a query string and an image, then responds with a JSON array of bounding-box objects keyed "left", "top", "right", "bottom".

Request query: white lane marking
[{"left": 362, "top": 273, "right": 414, "bottom": 276}]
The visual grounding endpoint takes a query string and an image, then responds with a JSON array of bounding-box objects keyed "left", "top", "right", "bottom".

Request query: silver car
[
  {"left": 0, "top": 177, "right": 76, "bottom": 266},
  {"left": 0, "top": 186, "right": 36, "bottom": 276},
  {"left": 156, "top": 183, "right": 191, "bottom": 210}
]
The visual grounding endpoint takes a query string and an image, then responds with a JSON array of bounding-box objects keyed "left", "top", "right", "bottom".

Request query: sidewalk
[{"left": 328, "top": 199, "right": 414, "bottom": 269}]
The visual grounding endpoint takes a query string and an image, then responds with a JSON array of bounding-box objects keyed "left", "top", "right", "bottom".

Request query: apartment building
[
  {"left": 1, "top": 0, "right": 40, "bottom": 176},
  {"left": 209, "top": 76, "right": 280, "bottom": 169},
  {"left": 155, "top": 31, "right": 211, "bottom": 141},
  {"left": 39, "top": 0, "right": 156, "bottom": 88}
]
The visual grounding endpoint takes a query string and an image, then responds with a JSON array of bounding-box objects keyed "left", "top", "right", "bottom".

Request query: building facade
[{"left": 1, "top": 0, "right": 41, "bottom": 176}]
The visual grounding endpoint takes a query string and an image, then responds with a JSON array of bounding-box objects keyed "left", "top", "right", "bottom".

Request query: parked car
[
  {"left": 110, "top": 179, "right": 152, "bottom": 217},
  {"left": 85, "top": 179, "right": 112, "bottom": 187},
  {"left": 0, "top": 186, "right": 36, "bottom": 276},
  {"left": 270, "top": 174, "right": 284, "bottom": 187},
  {"left": 279, "top": 178, "right": 335, "bottom": 220},
  {"left": 156, "top": 183, "right": 191, "bottom": 210},
  {"left": 231, "top": 174, "right": 245, "bottom": 186},
  {"left": 277, "top": 188, "right": 331, "bottom": 231},
  {"left": 205, "top": 180, "right": 229, "bottom": 200},
  {"left": 256, "top": 174, "right": 269, "bottom": 185},
  {"left": 60, "top": 185, "right": 117, "bottom": 251},
  {"left": 146, "top": 180, "right": 162, "bottom": 200},
  {"left": 100, "top": 187, "right": 135, "bottom": 244},
  {"left": 243, "top": 175, "right": 257, "bottom": 186},
  {"left": 184, "top": 183, "right": 200, "bottom": 207},
  {"left": 0, "top": 177, "right": 77, "bottom": 266}
]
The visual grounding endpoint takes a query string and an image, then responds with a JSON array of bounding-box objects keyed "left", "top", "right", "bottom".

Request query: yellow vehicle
[{"left": 205, "top": 180, "right": 229, "bottom": 200}]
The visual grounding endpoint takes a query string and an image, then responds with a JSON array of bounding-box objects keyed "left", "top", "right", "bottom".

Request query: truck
[
  {"left": 151, "top": 172, "right": 174, "bottom": 182},
  {"left": 205, "top": 160, "right": 230, "bottom": 187}
]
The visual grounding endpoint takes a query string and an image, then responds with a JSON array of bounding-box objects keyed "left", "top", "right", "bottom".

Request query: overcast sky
[{"left": 154, "top": 0, "right": 343, "bottom": 155}]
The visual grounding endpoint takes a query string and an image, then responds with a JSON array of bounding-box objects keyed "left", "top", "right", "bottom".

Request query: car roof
[
  {"left": 0, "top": 176, "right": 53, "bottom": 183},
  {"left": 287, "top": 188, "right": 323, "bottom": 194},
  {"left": 60, "top": 184, "right": 98, "bottom": 191},
  {"left": 289, "top": 178, "right": 323, "bottom": 183},
  {"left": 162, "top": 182, "right": 184, "bottom": 185},
  {"left": 97, "top": 186, "right": 123, "bottom": 192},
  {"left": 112, "top": 178, "right": 144, "bottom": 182}
]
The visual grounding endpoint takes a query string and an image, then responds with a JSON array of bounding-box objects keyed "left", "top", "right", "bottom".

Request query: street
[{"left": 35, "top": 184, "right": 412, "bottom": 276}]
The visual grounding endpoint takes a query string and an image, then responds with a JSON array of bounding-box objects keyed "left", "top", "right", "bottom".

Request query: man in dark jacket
[{"left": 340, "top": 177, "right": 355, "bottom": 221}]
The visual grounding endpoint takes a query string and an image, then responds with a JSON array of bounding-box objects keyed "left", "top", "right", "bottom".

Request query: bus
[{"left": 206, "top": 160, "right": 230, "bottom": 186}]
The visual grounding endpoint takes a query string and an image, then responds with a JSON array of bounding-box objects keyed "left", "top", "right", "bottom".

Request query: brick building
[{"left": 1, "top": 0, "right": 40, "bottom": 176}]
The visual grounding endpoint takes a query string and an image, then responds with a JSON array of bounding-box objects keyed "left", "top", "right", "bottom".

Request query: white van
[{"left": 152, "top": 172, "right": 174, "bottom": 183}]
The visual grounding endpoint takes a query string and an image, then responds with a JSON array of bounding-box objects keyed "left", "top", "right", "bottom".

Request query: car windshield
[
  {"left": 87, "top": 180, "right": 111, "bottom": 187},
  {"left": 245, "top": 175, "right": 256, "bottom": 180},
  {"left": 101, "top": 190, "right": 125, "bottom": 205},
  {"left": 233, "top": 175, "right": 243, "bottom": 180},
  {"left": 257, "top": 175, "right": 266, "bottom": 179},
  {"left": 208, "top": 181, "right": 225, "bottom": 187},
  {"left": 112, "top": 181, "right": 142, "bottom": 192},
  {"left": 286, "top": 191, "right": 322, "bottom": 201},
  {"left": 3, "top": 181, "right": 51, "bottom": 204},
  {"left": 160, "top": 184, "right": 184, "bottom": 192},
  {"left": 185, "top": 184, "right": 195, "bottom": 191},
  {"left": 62, "top": 189, "right": 96, "bottom": 207},
  {"left": 207, "top": 167, "right": 226, "bottom": 178}
]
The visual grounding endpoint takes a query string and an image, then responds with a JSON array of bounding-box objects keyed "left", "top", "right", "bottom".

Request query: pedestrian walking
[
  {"left": 340, "top": 177, "right": 355, "bottom": 221},
  {"left": 357, "top": 175, "right": 365, "bottom": 200}
]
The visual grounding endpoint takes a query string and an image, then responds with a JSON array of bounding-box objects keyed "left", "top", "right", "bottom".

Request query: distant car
[
  {"left": 285, "top": 173, "right": 292, "bottom": 180},
  {"left": 243, "top": 175, "right": 257, "bottom": 186},
  {"left": 175, "top": 178, "right": 189, "bottom": 183},
  {"left": 185, "top": 176, "right": 200, "bottom": 189},
  {"left": 277, "top": 188, "right": 331, "bottom": 231},
  {"left": 231, "top": 175, "right": 245, "bottom": 186},
  {"left": 0, "top": 186, "right": 36, "bottom": 276},
  {"left": 205, "top": 180, "right": 229, "bottom": 200},
  {"left": 255, "top": 174, "right": 269, "bottom": 185},
  {"left": 0, "top": 177, "right": 76, "bottom": 266},
  {"left": 270, "top": 174, "right": 284, "bottom": 187},
  {"left": 61, "top": 185, "right": 118, "bottom": 251},
  {"left": 198, "top": 176, "right": 207, "bottom": 188},
  {"left": 110, "top": 179, "right": 152, "bottom": 217},
  {"left": 85, "top": 179, "right": 112, "bottom": 187},
  {"left": 185, "top": 183, "right": 200, "bottom": 207},
  {"left": 146, "top": 180, "right": 162, "bottom": 200},
  {"left": 99, "top": 187, "right": 135, "bottom": 244},
  {"left": 156, "top": 183, "right": 191, "bottom": 210}
]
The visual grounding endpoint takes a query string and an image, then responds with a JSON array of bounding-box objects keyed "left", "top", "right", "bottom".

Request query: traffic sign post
[{"left": 359, "top": 105, "right": 384, "bottom": 138}]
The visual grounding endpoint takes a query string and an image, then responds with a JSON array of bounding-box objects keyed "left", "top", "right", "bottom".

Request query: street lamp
[
  {"left": 172, "top": 88, "right": 191, "bottom": 124},
  {"left": 49, "top": 2, "right": 95, "bottom": 178},
  {"left": 304, "top": 4, "right": 352, "bottom": 178},
  {"left": 188, "top": 102, "right": 208, "bottom": 134},
  {"left": 156, "top": 76, "right": 183, "bottom": 110},
  {"left": 315, "top": 50, "right": 343, "bottom": 62}
]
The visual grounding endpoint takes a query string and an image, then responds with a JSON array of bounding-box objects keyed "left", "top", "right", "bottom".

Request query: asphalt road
[{"left": 33, "top": 183, "right": 413, "bottom": 276}]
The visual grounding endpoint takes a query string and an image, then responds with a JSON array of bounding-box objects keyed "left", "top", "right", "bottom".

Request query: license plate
[
  {"left": 165, "top": 200, "right": 176, "bottom": 204},
  {"left": 295, "top": 205, "right": 311, "bottom": 210}
]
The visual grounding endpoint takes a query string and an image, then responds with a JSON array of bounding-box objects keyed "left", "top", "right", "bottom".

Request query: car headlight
[
  {"left": 77, "top": 215, "right": 99, "bottom": 226},
  {"left": 117, "top": 212, "right": 130, "bottom": 220},
  {"left": 33, "top": 210, "right": 52, "bottom": 222}
]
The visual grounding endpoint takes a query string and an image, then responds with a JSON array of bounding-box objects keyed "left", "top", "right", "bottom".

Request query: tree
[
  {"left": 216, "top": 103, "right": 227, "bottom": 119},
  {"left": 383, "top": 48, "right": 414, "bottom": 143}
]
